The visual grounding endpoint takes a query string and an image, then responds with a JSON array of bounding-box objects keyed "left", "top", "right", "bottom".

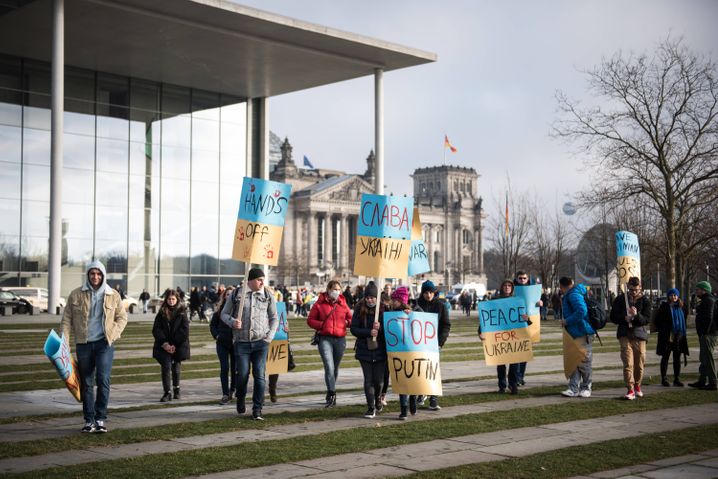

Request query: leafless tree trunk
[
  {"left": 553, "top": 37, "right": 718, "bottom": 288},
  {"left": 489, "top": 181, "right": 531, "bottom": 279}
]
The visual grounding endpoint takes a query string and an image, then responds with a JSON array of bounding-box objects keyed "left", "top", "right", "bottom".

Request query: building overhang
[{"left": 0, "top": 0, "right": 436, "bottom": 98}]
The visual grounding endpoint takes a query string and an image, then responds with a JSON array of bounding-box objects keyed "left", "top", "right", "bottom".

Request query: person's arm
[
  {"left": 306, "top": 301, "right": 322, "bottom": 331},
  {"left": 438, "top": 303, "right": 451, "bottom": 347},
  {"left": 564, "top": 293, "right": 588, "bottom": 328},
  {"left": 152, "top": 313, "right": 167, "bottom": 344},
  {"left": 61, "top": 291, "right": 74, "bottom": 341},
  {"left": 265, "top": 294, "right": 279, "bottom": 343},
  {"left": 350, "top": 308, "right": 371, "bottom": 338},
  {"left": 220, "top": 294, "right": 236, "bottom": 327},
  {"left": 113, "top": 293, "right": 128, "bottom": 336},
  {"left": 634, "top": 297, "right": 652, "bottom": 326},
  {"left": 174, "top": 308, "right": 190, "bottom": 346}
]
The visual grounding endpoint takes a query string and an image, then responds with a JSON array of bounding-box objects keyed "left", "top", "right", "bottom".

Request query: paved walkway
[
  {"left": 570, "top": 451, "right": 718, "bottom": 479},
  {"left": 179, "top": 403, "right": 718, "bottom": 479}
]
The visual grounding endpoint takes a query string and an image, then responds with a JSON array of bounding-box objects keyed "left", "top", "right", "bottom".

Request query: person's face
[
  {"left": 224, "top": 289, "right": 233, "bottom": 300},
  {"left": 628, "top": 285, "right": 641, "bottom": 297},
  {"left": 668, "top": 293, "right": 678, "bottom": 303},
  {"left": 516, "top": 275, "right": 529, "bottom": 285},
  {"left": 384, "top": 285, "right": 392, "bottom": 294},
  {"left": 696, "top": 288, "right": 706, "bottom": 297},
  {"left": 167, "top": 295, "right": 177, "bottom": 306},
  {"left": 422, "top": 290, "right": 435, "bottom": 301},
  {"left": 88, "top": 269, "right": 102, "bottom": 288},
  {"left": 248, "top": 277, "right": 264, "bottom": 292},
  {"left": 502, "top": 283, "right": 513, "bottom": 294},
  {"left": 365, "top": 296, "right": 377, "bottom": 307}
]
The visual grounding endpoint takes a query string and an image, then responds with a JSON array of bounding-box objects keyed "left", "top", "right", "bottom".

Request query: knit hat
[
  {"left": 696, "top": 281, "right": 712, "bottom": 294},
  {"left": 391, "top": 286, "right": 409, "bottom": 304},
  {"left": 364, "top": 281, "right": 378, "bottom": 298},
  {"left": 666, "top": 288, "right": 680, "bottom": 297},
  {"left": 247, "top": 267, "right": 265, "bottom": 281},
  {"left": 421, "top": 280, "right": 437, "bottom": 294}
]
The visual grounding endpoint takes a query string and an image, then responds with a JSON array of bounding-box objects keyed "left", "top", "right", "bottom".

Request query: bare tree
[
  {"left": 526, "top": 196, "right": 571, "bottom": 289},
  {"left": 553, "top": 37, "right": 718, "bottom": 287},
  {"left": 489, "top": 180, "right": 531, "bottom": 279}
]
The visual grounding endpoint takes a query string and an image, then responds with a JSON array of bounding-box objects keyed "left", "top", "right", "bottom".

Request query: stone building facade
[{"left": 270, "top": 138, "right": 485, "bottom": 288}]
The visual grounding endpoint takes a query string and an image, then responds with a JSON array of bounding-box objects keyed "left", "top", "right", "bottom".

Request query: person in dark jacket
[
  {"left": 351, "top": 282, "right": 386, "bottom": 419},
  {"left": 210, "top": 286, "right": 236, "bottom": 404},
  {"left": 514, "top": 271, "right": 540, "bottom": 386},
  {"left": 152, "top": 289, "right": 190, "bottom": 402},
  {"left": 479, "top": 279, "right": 521, "bottom": 394},
  {"left": 610, "top": 277, "right": 652, "bottom": 400},
  {"left": 415, "top": 280, "right": 450, "bottom": 410},
  {"left": 689, "top": 281, "right": 717, "bottom": 390},
  {"left": 654, "top": 288, "right": 689, "bottom": 387},
  {"left": 307, "top": 279, "right": 353, "bottom": 407},
  {"left": 343, "top": 285, "right": 354, "bottom": 309}
]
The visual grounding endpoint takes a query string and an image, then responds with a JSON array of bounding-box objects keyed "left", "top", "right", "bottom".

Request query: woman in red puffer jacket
[{"left": 307, "top": 280, "right": 352, "bottom": 407}]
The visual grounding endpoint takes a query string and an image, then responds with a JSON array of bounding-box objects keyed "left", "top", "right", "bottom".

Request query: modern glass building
[{"left": 0, "top": 0, "right": 434, "bottom": 304}]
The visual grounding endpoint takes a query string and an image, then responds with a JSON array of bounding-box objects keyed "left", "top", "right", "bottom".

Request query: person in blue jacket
[{"left": 559, "top": 276, "right": 595, "bottom": 398}]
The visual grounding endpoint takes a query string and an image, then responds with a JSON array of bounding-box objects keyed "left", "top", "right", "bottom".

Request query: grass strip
[
  {"left": 5, "top": 389, "right": 717, "bottom": 479},
  {"left": 1, "top": 381, "right": 713, "bottom": 462},
  {"left": 404, "top": 423, "right": 718, "bottom": 479}
]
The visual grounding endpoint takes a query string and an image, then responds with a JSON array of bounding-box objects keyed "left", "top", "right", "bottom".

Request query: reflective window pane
[
  {"left": 23, "top": 128, "right": 51, "bottom": 166},
  {"left": 97, "top": 137, "right": 128, "bottom": 173},
  {"left": 22, "top": 164, "right": 50, "bottom": 201},
  {"left": 0, "top": 161, "right": 21, "bottom": 199},
  {"left": 63, "top": 133, "right": 94, "bottom": 170},
  {"left": 0, "top": 198, "right": 20, "bottom": 236},
  {"left": 0, "top": 125, "right": 21, "bottom": 162}
]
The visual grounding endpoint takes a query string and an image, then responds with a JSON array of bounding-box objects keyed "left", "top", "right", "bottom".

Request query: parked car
[
  {"left": 2, "top": 287, "right": 66, "bottom": 312},
  {"left": 0, "top": 290, "right": 33, "bottom": 314},
  {"left": 122, "top": 295, "right": 139, "bottom": 314}
]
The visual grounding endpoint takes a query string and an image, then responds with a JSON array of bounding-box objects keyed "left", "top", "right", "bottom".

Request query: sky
[{"left": 234, "top": 0, "right": 718, "bottom": 220}]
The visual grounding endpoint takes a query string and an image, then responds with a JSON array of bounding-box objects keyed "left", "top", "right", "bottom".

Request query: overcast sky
[{"left": 235, "top": 0, "right": 718, "bottom": 220}]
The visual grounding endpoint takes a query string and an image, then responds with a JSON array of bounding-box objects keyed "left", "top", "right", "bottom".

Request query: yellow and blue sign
[
  {"left": 354, "top": 194, "right": 414, "bottom": 278},
  {"left": 232, "top": 177, "right": 292, "bottom": 265},
  {"left": 615, "top": 230, "right": 641, "bottom": 284},
  {"left": 266, "top": 302, "right": 289, "bottom": 375},
  {"left": 478, "top": 297, "right": 533, "bottom": 366},
  {"left": 384, "top": 311, "right": 442, "bottom": 396},
  {"left": 514, "top": 284, "right": 542, "bottom": 343},
  {"left": 408, "top": 207, "right": 430, "bottom": 276}
]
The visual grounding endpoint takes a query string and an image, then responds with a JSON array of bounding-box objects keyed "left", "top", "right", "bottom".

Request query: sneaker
[
  {"left": 81, "top": 422, "right": 95, "bottom": 433},
  {"left": 363, "top": 408, "right": 376, "bottom": 419},
  {"left": 409, "top": 396, "right": 417, "bottom": 415},
  {"left": 509, "top": 385, "right": 518, "bottom": 395},
  {"left": 688, "top": 380, "right": 706, "bottom": 389},
  {"left": 661, "top": 378, "right": 670, "bottom": 387},
  {"left": 561, "top": 389, "right": 578, "bottom": 397},
  {"left": 673, "top": 379, "right": 684, "bottom": 387},
  {"left": 237, "top": 399, "right": 246, "bottom": 415},
  {"left": 94, "top": 420, "right": 107, "bottom": 433},
  {"left": 635, "top": 385, "right": 643, "bottom": 398},
  {"left": 498, "top": 388, "right": 506, "bottom": 394},
  {"left": 579, "top": 389, "right": 591, "bottom": 398},
  {"left": 173, "top": 387, "right": 181, "bottom": 400},
  {"left": 623, "top": 389, "right": 636, "bottom": 400},
  {"left": 220, "top": 395, "right": 230, "bottom": 405},
  {"left": 399, "top": 406, "right": 408, "bottom": 420},
  {"left": 519, "top": 379, "right": 526, "bottom": 386},
  {"left": 699, "top": 383, "right": 718, "bottom": 391},
  {"left": 428, "top": 397, "right": 441, "bottom": 411},
  {"left": 160, "top": 392, "right": 172, "bottom": 402},
  {"left": 416, "top": 395, "right": 425, "bottom": 406},
  {"left": 380, "top": 394, "right": 388, "bottom": 407},
  {"left": 252, "top": 410, "right": 264, "bottom": 421}
]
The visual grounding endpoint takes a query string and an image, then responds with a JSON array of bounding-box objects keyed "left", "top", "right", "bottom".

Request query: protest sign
[
  {"left": 615, "top": 230, "right": 641, "bottom": 284},
  {"left": 514, "top": 284, "right": 542, "bottom": 343},
  {"left": 266, "top": 302, "right": 289, "bottom": 375},
  {"left": 408, "top": 207, "right": 430, "bottom": 276},
  {"left": 43, "top": 330, "right": 81, "bottom": 402},
  {"left": 478, "top": 297, "right": 533, "bottom": 366},
  {"left": 232, "top": 177, "right": 292, "bottom": 265},
  {"left": 385, "top": 311, "right": 442, "bottom": 395},
  {"left": 354, "top": 194, "right": 414, "bottom": 278},
  {"left": 562, "top": 329, "right": 588, "bottom": 379}
]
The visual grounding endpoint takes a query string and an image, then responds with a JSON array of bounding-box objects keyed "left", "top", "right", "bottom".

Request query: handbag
[{"left": 310, "top": 303, "right": 338, "bottom": 346}]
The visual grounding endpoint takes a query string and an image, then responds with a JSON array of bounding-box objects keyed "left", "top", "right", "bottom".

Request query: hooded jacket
[
  {"left": 307, "top": 292, "right": 352, "bottom": 338},
  {"left": 61, "top": 260, "right": 127, "bottom": 345},
  {"left": 562, "top": 283, "right": 595, "bottom": 339}
]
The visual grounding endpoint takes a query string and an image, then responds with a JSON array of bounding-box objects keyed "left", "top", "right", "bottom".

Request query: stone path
[{"left": 570, "top": 450, "right": 718, "bottom": 479}]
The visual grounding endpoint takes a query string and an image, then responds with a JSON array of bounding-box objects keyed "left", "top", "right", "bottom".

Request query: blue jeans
[
  {"left": 234, "top": 340, "right": 268, "bottom": 412},
  {"left": 216, "top": 340, "right": 236, "bottom": 396},
  {"left": 76, "top": 339, "right": 115, "bottom": 424},
  {"left": 497, "top": 363, "right": 519, "bottom": 390},
  {"left": 568, "top": 335, "right": 593, "bottom": 393},
  {"left": 517, "top": 362, "right": 527, "bottom": 382},
  {"left": 318, "top": 336, "right": 346, "bottom": 392}
]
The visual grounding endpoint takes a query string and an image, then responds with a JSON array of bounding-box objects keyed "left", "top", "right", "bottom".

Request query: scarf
[{"left": 670, "top": 302, "right": 686, "bottom": 337}]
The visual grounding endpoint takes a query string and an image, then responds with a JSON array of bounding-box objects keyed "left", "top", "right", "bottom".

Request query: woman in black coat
[
  {"left": 152, "top": 289, "right": 190, "bottom": 402},
  {"left": 655, "top": 288, "right": 689, "bottom": 387}
]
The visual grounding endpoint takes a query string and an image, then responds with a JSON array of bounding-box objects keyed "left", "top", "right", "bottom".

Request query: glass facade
[{"left": 0, "top": 54, "right": 247, "bottom": 298}]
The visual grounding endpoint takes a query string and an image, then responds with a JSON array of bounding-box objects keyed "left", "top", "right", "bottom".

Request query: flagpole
[{"left": 443, "top": 134, "right": 446, "bottom": 165}]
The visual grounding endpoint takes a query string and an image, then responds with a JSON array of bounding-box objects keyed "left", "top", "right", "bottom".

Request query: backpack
[{"left": 584, "top": 294, "right": 606, "bottom": 331}]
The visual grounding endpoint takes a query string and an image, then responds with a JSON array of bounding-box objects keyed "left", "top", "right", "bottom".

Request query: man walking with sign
[
  {"left": 416, "top": 280, "right": 450, "bottom": 410},
  {"left": 221, "top": 268, "right": 278, "bottom": 420},
  {"left": 559, "top": 276, "right": 595, "bottom": 398}
]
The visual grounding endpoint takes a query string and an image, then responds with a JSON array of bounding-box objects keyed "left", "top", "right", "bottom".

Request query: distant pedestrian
[
  {"left": 307, "top": 280, "right": 352, "bottom": 407},
  {"left": 654, "top": 288, "right": 689, "bottom": 387},
  {"left": 560, "top": 276, "right": 595, "bottom": 398},
  {"left": 610, "top": 277, "right": 651, "bottom": 400},
  {"left": 62, "top": 260, "right": 127, "bottom": 433},
  {"left": 343, "top": 285, "right": 354, "bottom": 309},
  {"left": 460, "top": 291, "right": 472, "bottom": 317},
  {"left": 689, "top": 281, "right": 716, "bottom": 390},
  {"left": 551, "top": 291, "right": 563, "bottom": 320},
  {"left": 139, "top": 288, "right": 150, "bottom": 314},
  {"left": 152, "top": 289, "right": 190, "bottom": 402}
]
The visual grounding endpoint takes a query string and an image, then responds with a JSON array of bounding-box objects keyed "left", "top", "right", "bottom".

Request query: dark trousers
[
  {"left": 359, "top": 360, "right": 386, "bottom": 408},
  {"left": 497, "top": 363, "right": 519, "bottom": 390},
  {"left": 216, "top": 340, "right": 236, "bottom": 396},
  {"left": 660, "top": 341, "right": 682, "bottom": 380},
  {"left": 158, "top": 357, "right": 182, "bottom": 393}
]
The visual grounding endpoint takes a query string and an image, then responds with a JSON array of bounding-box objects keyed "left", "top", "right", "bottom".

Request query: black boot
[
  {"left": 399, "top": 405, "right": 408, "bottom": 420},
  {"left": 160, "top": 391, "right": 172, "bottom": 402},
  {"left": 325, "top": 391, "right": 335, "bottom": 408},
  {"left": 661, "top": 377, "right": 670, "bottom": 387},
  {"left": 173, "top": 387, "right": 181, "bottom": 400}
]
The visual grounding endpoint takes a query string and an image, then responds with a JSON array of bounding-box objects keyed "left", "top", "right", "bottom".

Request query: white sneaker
[
  {"left": 579, "top": 389, "right": 591, "bottom": 398},
  {"left": 561, "top": 389, "right": 578, "bottom": 397}
]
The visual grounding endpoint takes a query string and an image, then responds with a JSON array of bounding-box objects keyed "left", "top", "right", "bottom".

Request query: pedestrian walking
[
  {"left": 689, "top": 281, "right": 717, "bottom": 390},
  {"left": 152, "top": 289, "right": 190, "bottom": 402},
  {"left": 210, "top": 286, "right": 236, "bottom": 404},
  {"left": 139, "top": 288, "right": 150, "bottom": 314},
  {"left": 559, "top": 276, "right": 595, "bottom": 398}
]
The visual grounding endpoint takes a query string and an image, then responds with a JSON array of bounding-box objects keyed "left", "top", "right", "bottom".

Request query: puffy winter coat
[
  {"left": 152, "top": 304, "right": 191, "bottom": 362},
  {"left": 350, "top": 300, "right": 387, "bottom": 363},
  {"left": 562, "top": 284, "right": 595, "bottom": 339},
  {"left": 307, "top": 292, "right": 352, "bottom": 338}
]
